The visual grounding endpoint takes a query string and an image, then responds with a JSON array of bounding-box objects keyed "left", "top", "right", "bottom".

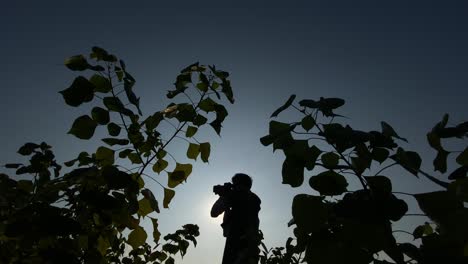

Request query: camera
[{"left": 213, "top": 182, "right": 233, "bottom": 196}]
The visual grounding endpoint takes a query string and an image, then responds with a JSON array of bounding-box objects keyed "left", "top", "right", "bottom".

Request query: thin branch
[
  {"left": 107, "top": 64, "right": 145, "bottom": 165},
  {"left": 182, "top": 91, "right": 196, "bottom": 107},
  {"left": 142, "top": 173, "right": 165, "bottom": 189},
  {"left": 404, "top": 214, "right": 428, "bottom": 217},
  {"left": 373, "top": 162, "right": 398, "bottom": 176},
  {"left": 392, "top": 192, "right": 415, "bottom": 196},
  {"left": 418, "top": 169, "right": 449, "bottom": 188},
  {"left": 392, "top": 230, "right": 413, "bottom": 236}
]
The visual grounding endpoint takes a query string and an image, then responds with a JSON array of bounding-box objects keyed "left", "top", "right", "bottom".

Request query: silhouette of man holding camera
[{"left": 211, "top": 173, "right": 261, "bottom": 264}]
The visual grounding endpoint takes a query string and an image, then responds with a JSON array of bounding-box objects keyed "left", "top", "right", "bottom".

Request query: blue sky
[{"left": 1, "top": 1, "right": 467, "bottom": 263}]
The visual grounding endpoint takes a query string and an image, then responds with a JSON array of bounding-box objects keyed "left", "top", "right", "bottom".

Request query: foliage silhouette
[
  {"left": 1, "top": 47, "right": 234, "bottom": 263},
  {"left": 260, "top": 96, "right": 468, "bottom": 264}
]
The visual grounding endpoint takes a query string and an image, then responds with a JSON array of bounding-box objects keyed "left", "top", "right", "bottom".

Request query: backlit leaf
[
  {"left": 271, "top": 94, "right": 296, "bottom": 118},
  {"left": 138, "top": 198, "right": 153, "bottom": 217},
  {"left": 321, "top": 152, "right": 339, "bottom": 168},
  {"left": 107, "top": 122, "right": 121, "bottom": 136},
  {"left": 64, "top": 55, "right": 90, "bottom": 71},
  {"left": 381, "top": 122, "right": 407, "bottom": 142},
  {"left": 163, "top": 188, "right": 176, "bottom": 208},
  {"left": 127, "top": 226, "right": 147, "bottom": 249},
  {"left": 59, "top": 76, "right": 95, "bottom": 107},
  {"left": 91, "top": 107, "right": 110, "bottom": 125},
  {"left": 187, "top": 143, "right": 200, "bottom": 160},
  {"left": 168, "top": 163, "right": 192, "bottom": 188},
  {"left": 150, "top": 217, "right": 161, "bottom": 243},
  {"left": 68, "top": 115, "right": 98, "bottom": 140},
  {"left": 96, "top": 146, "right": 114, "bottom": 166},
  {"left": 309, "top": 170, "right": 348, "bottom": 196},
  {"left": 301, "top": 115, "right": 315, "bottom": 131},
  {"left": 282, "top": 158, "right": 304, "bottom": 187},
  {"left": 186, "top": 126, "right": 198, "bottom": 138},
  {"left": 152, "top": 159, "right": 168, "bottom": 174},
  {"left": 456, "top": 147, "right": 468, "bottom": 166},
  {"left": 292, "top": 194, "right": 328, "bottom": 233},
  {"left": 89, "top": 74, "right": 112, "bottom": 93},
  {"left": 200, "top": 142, "right": 211, "bottom": 163}
]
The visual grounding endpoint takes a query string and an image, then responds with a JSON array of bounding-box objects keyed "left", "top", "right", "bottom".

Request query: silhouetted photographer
[{"left": 211, "top": 173, "right": 261, "bottom": 264}]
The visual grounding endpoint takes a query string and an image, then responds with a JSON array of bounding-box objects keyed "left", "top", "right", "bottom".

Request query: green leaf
[
  {"left": 168, "top": 163, "right": 192, "bottom": 188},
  {"left": 260, "top": 135, "right": 274, "bottom": 146},
  {"left": 364, "top": 176, "right": 392, "bottom": 196},
  {"left": 150, "top": 217, "right": 161, "bottom": 243},
  {"left": 292, "top": 194, "right": 328, "bottom": 233},
  {"left": 96, "top": 146, "right": 115, "bottom": 166},
  {"left": 59, "top": 76, "right": 95, "bottom": 107},
  {"left": 193, "top": 114, "right": 207, "bottom": 126},
  {"left": 124, "top": 78, "right": 142, "bottom": 115},
  {"left": 68, "top": 115, "right": 98, "bottom": 140},
  {"left": 427, "top": 132, "right": 442, "bottom": 151},
  {"left": 381, "top": 122, "right": 407, "bottom": 142},
  {"left": 91, "top": 107, "right": 110, "bottom": 125},
  {"left": 127, "top": 226, "right": 147, "bottom": 249},
  {"left": 5, "top": 163, "right": 22, "bottom": 168},
  {"left": 107, "top": 122, "right": 121, "bottom": 136},
  {"left": 210, "top": 104, "right": 228, "bottom": 135},
  {"left": 448, "top": 166, "right": 468, "bottom": 180},
  {"left": 128, "top": 153, "right": 142, "bottom": 164},
  {"left": 118, "top": 149, "right": 133, "bottom": 158},
  {"left": 391, "top": 148, "right": 422, "bottom": 177},
  {"left": 200, "top": 142, "right": 211, "bottom": 163},
  {"left": 17, "top": 143, "right": 39, "bottom": 155},
  {"left": 102, "top": 138, "right": 129, "bottom": 146},
  {"left": 163, "top": 188, "right": 176, "bottom": 208},
  {"left": 153, "top": 159, "right": 168, "bottom": 174},
  {"left": 414, "top": 191, "right": 463, "bottom": 225},
  {"left": 301, "top": 115, "right": 315, "bottom": 131},
  {"left": 269, "top": 121, "right": 295, "bottom": 151},
  {"left": 138, "top": 198, "right": 153, "bottom": 217},
  {"left": 434, "top": 149, "right": 449, "bottom": 173},
  {"left": 456, "top": 147, "right": 468, "bottom": 166},
  {"left": 221, "top": 78, "right": 235, "bottom": 104},
  {"left": 142, "top": 189, "right": 160, "bottom": 213},
  {"left": 145, "top": 113, "right": 163, "bottom": 131},
  {"left": 64, "top": 55, "right": 90, "bottom": 71},
  {"left": 271, "top": 94, "right": 296, "bottom": 118},
  {"left": 97, "top": 236, "right": 110, "bottom": 256},
  {"left": 448, "top": 178, "right": 468, "bottom": 202},
  {"left": 372, "top": 148, "right": 389, "bottom": 163},
  {"left": 413, "top": 223, "right": 433, "bottom": 239},
  {"left": 89, "top": 74, "right": 112, "bottom": 93},
  {"left": 103, "top": 96, "right": 124, "bottom": 112},
  {"left": 187, "top": 143, "right": 200, "bottom": 160},
  {"left": 282, "top": 158, "right": 304, "bottom": 187},
  {"left": 186, "top": 126, "right": 198, "bottom": 138},
  {"left": 321, "top": 152, "right": 339, "bottom": 168},
  {"left": 309, "top": 170, "right": 348, "bottom": 196},
  {"left": 199, "top": 98, "right": 216, "bottom": 113},
  {"left": 17, "top": 180, "right": 33, "bottom": 193}
]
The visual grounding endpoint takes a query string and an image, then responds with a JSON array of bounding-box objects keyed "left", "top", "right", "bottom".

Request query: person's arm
[{"left": 210, "top": 196, "right": 228, "bottom": 217}]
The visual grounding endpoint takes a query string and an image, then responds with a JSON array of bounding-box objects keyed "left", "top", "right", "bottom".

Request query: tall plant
[
  {"left": 0, "top": 47, "right": 234, "bottom": 263},
  {"left": 261, "top": 95, "right": 467, "bottom": 264}
]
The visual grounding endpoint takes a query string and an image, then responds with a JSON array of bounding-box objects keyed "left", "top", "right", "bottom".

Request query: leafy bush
[
  {"left": 261, "top": 95, "right": 468, "bottom": 264},
  {"left": 0, "top": 47, "right": 234, "bottom": 263}
]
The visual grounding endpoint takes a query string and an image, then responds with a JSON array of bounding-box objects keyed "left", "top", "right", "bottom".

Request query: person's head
[{"left": 231, "top": 173, "right": 252, "bottom": 191}]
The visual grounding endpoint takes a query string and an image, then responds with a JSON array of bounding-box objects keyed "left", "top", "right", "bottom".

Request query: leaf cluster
[
  {"left": 1, "top": 47, "right": 235, "bottom": 263},
  {"left": 261, "top": 95, "right": 468, "bottom": 264}
]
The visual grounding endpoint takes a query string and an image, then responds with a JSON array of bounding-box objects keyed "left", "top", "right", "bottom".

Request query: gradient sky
[{"left": 1, "top": 1, "right": 467, "bottom": 263}]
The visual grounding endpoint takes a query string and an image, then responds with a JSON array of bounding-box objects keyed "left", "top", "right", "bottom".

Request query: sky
[{"left": 1, "top": 1, "right": 467, "bottom": 263}]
